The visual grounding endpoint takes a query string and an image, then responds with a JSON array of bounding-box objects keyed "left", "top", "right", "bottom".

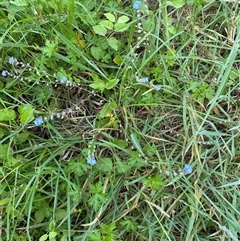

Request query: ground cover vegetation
[{"left": 0, "top": 0, "right": 240, "bottom": 240}]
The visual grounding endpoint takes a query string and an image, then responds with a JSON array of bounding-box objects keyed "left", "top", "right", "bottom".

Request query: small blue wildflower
[
  {"left": 87, "top": 155, "right": 97, "bottom": 165},
  {"left": 60, "top": 76, "right": 67, "bottom": 84},
  {"left": 137, "top": 77, "right": 149, "bottom": 83},
  {"left": 33, "top": 116, "right": 44, "bottom": 126},
  {"left": 183, "top": 164, "right": 192, "bottom": 175},
  {"left": 133, "top": 1, "right": 142, "bottom": 10},
  {"left": 154, "top": 85, "right": 161, "bottom": 91},
  {"left": 9, "top": 57, "right": 17, "bottom": 65},
  {"left": 2, "top": 70, "right": 8, "bottom": 77}
]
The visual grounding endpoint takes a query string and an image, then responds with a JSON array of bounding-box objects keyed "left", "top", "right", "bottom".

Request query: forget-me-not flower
[
  {"left": 133, "top": 1, "right": 142, "bottom": 10},
  {"left": 33, "top": 116, "right": 44, "bottom": 126},
  {"left": 60, "top": 76, "right": 67, "bottom": 84},
  {"left": 9, "top": 57, "right": 17, "bottom": 65},
  {"left": 183, "top": 164, "right": 192, "bottom": 175},
  {"left": 87, "top": 155, "right": 97, "bottom": 165},
  {"left": 137, "top": 77, "right": 149, "bottom": 83},
  {"left": 2, "top": 70, "right": 8, "bottom": 77},
  {"left": 154, "top": 85, "right": 161, "bottom": 91}
]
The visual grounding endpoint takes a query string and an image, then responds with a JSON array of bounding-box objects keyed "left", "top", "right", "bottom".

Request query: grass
[{"left": 0, "top": 0, "right": 240, "bottom": 240}]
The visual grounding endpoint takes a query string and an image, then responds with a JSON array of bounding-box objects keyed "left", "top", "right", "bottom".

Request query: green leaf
[
  {"left": 39, "top": 234, "right": 48, "bottom": 241},
  {"left": 117, "top": 15, "right": 129, "bottom": 23},
  {"left": 16, "top": 132, "right": 30, "bottom": 144},
  {"left": 106, "top": 78, "right": 119, "bottom": 89},
  {"left": 97, "top": 103, "right": 111, "bottom": 118},
  {"left": 18, "top": 104, "right": 34, "bottom": 124},
  {"left": 113, "top": 55, "right": 123, "bottom": 65},
  {"left": 96, "top": 158, "right": 113, "bottom": 173},
  {"left": 93, "top": 25, "right": 107, "bottom": 36},
  {"left": 99, "top": 20, "right": 114, "bottom": 30},
  {"left": 0, "top": 197, "right": 10, "bottom": 206},
  {"left": 104, "top": 13, "right": 115, "bottom": 22},
  {"left": 114, "top": 22, "right": 129, "bottom": 32},
  {"left": 167, "top": 0, "right": 185, "bottom": 8},
  {"left": 49, "top": 231, "right": 57, "bottom": 239},
  {"left": 35, "top": 209, "right": 45, "bottom": 223},
  {"left": 116, "top": 160, "right": 131, "bottom": 174},
  {"left": 97, "top": 101, "right": 116, "bottom": 119},
  {"left": 88, "top": 231, "right": 102, "bottom": 241},
  {"left": 0, "top": 109, "right": 16, "bottom": 121},
  {"left": 91, "top": 46, "right": 104, "bottom": 60},
  {"left": 89, "top": 81, "right": 105, "bottom": 90},
  {"left": 107, "top": 37, "right": 119, "bottom": 51}
]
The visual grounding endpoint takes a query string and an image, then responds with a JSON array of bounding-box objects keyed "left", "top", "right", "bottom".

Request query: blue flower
[
  {"left": 60, "top": 76, "right": 67, "bottom": 84},
  {"left": 33, "top": 116, "right": 44, "bottom": 126},
  {"left": 183, "top": 164, "right": 192, "bottom": 175},
  {"left": 87, "top": 155, "right": 97, "bottom": 165},
  {"left": 137, "top": 77, "right": 149, "bottom": 83},
  {"left": 9, "top": 57, "right": 17, "bottom": 65},
  {"left": 133, "top": 1, "right": 142, "bottom": 10},
  {"left": 154, "top": 85, "right": 161, "bottom": 91},
  {"left": 2, "top": 70, "right": 8, "bottom": 77}
]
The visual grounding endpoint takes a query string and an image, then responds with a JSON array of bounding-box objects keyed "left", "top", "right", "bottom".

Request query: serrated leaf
[
  {"left": 106, "top": 78, "right": 119, "bottom": 89},
  {"left": 107, "top": 37, "right": 119, "bottom": 51},
  {"left": 104, "top": 12, "right": 115, "bottom": 22},
  {"left": 0, "top": 109, "right": 16, "bottom": 121},
  {"left": 96, "top": 158, "right": 113, "bottom": 173},
  {"left": 93, "top": 25, "right": 107, "bottom": 36},
  {"left": 117, "top": 15, "right": 129, "bottom": 23},
  {"left": 114, "top": 22, "right": 129, "bottom": 32},
  {"left": 99, "top": 20, "right": 114, "bottom": 30}
]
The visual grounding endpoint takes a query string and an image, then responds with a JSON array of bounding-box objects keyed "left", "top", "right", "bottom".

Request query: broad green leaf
[
  {"left": 167, "top": 0, "right": 185, "bottom": 8},
  {"left": 113, "top": 55, "right": 123, "bottom": 65},
  {"left": 89, "top": 81, "right": 105, "bottom": 90},
  {"left": 114, "top": 22, "right": 129, "bottom": 32},
  {"left": 49, "top": 231, "right": 57, "bottom": 239},
  {"left": 18, "top": 104, "right": 34, "bottom": 124},
  {"left": 0, "top": 197, "right": 10, "bottom": 206},
  {"left": 97, "top": 103, "right": 111, "bottom": 119},
  {"left": 16, "top": 132, "right": 30, "bottom": 144},
  {"left": 7, "top": 156, "right": 21, "bottom": 167},
  {"left": 107, "top": 37, "right": 119, "bottom": 51},
  {"left": 109, "top": 100, "right": 117, "bottom": 109},
  {"left": 116, "top": 160, "right": 131, "bottom": 174},
  {"left": 91, "top": 46, "right": 104, "bottom": 60},
  {"left": 104, "top": 12, "right": 115, "bottom": 22},
  {"left": 99, "top": 20, "right": 113, "bottom": 30},
  {"left": 97, "top": 101, "right": 117, "bottom": 119},
  {"left": 0, "top": 109, "right": 16, "bottom": 121},
  {"left": 39, "top": 234, "right": 48, "bottom": 241},
  {"left": 117, "top": 15, "right": 129, "bottom": 23},
  {"left": 93, "top": 25, "right": 107, "bottom": 36},
  {"left": 106, "top": 78, "right": 119, "bottom": 89},
  {"left": 55, "top": 209, "right": 67, "bottom": 221},
  {"left": 35, "top": 209, "right": 45, "bottom": 223},
  {"left": 96, "top": 158, "right": 113, "bottom": 173}
]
